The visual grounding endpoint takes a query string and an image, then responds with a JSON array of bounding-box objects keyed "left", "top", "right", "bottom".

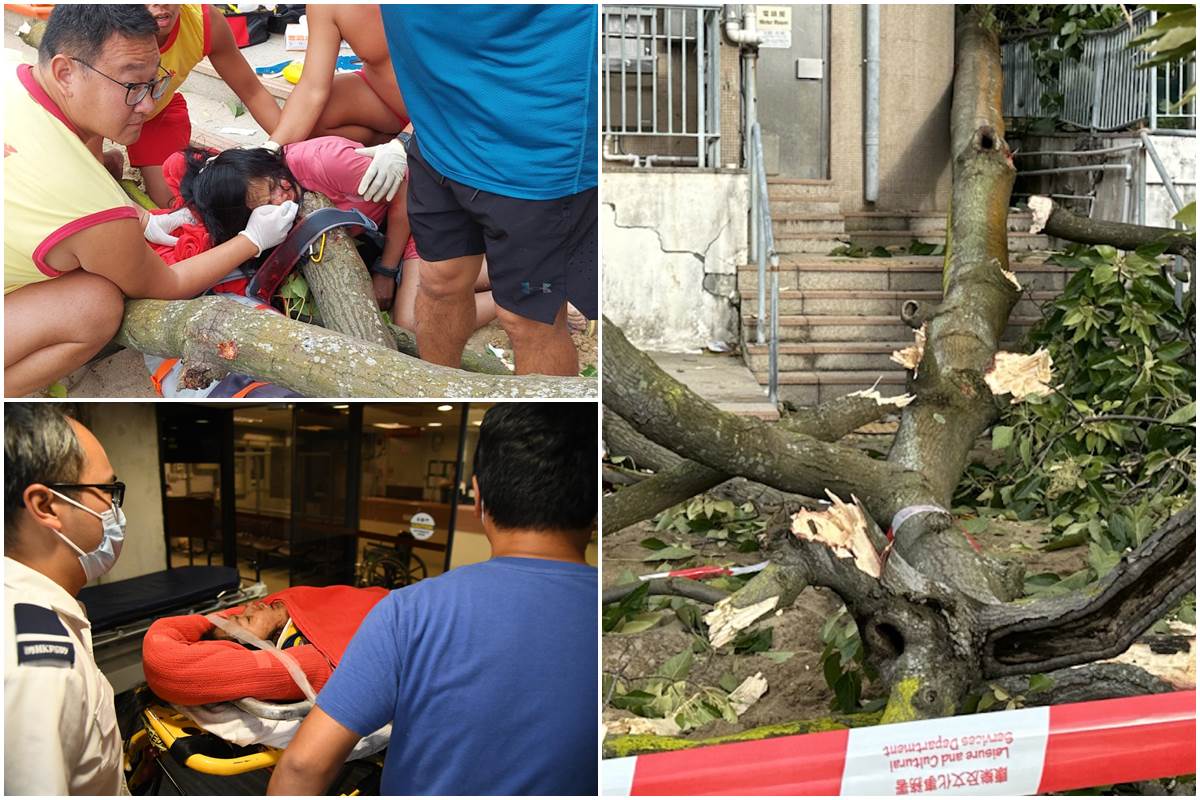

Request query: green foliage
[
  {"left": 651, "top": 498, "right": 765, "bottom": 555},
  {"left": 818, "top": 609, "right": 879, "bottom": 713},
  {"left": 279, "top": 273, "right": 318, "bottom": 321},
  {"left": 958, "top": 244, "right": 1195, "bottom": 572},
  {"left": 604, "top": 649, "right": 746, "bottom": 733},
  {"left": 1174, "top": 201, "right": 1196, "bottom": 230},
  {"left": 1132, "top": 5, "right": 1196, "bottom": 113}
]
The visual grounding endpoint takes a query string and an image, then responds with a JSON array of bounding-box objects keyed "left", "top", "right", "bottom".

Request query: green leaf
[
  {"left": 961, "top": 517, "right": 989, "bottom": 535},
  {"left": 763, "top": 650, "right": 796, "bottom": 664},
  {"left": 1027, "top": 673, "right": 1054, "bottom": 694},
  {"left": 732, "top": 627, "right": 773, "bottom": 654},
  {"left": 977, "top": 692, "right": 997, "bottom": 712},
  {"left": 991, "top": 425, "right": 1014, "bottom": 450},
  {"left": 658, "top": 650, "right": 694, "bottom": 681},
  {"left": 641, "top": 545, "right": 697, "bottom": 562},
  {"left": 616, "top": 611, "right": 666, "bottom": 634},
  {"left": 47, "top": 382, "right": 68, "bottom": 398},
  {"left": 933, "top": 412, "right": 946, "bottom": 424},
  {"left": 639, "top": 537, "right": 669, "bottom": 551},
  {"left": 718, "top": 672, "right": 740, "bottom": 693},
  {"left": 1165, "top": 402, "right": 1195, "bottom": 425}
]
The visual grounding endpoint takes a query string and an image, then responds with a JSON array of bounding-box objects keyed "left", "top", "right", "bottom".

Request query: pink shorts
[{"left": 402, "top": 236, "right": 420, "bottom": 263}]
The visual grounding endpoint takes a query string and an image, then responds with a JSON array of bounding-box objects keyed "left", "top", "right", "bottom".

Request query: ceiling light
[
  {"left": 298, "top": 424, "right": 333, "bottom": 432},
  {"left": 233, "top": 417, "right": 262, "bottom": 424},
  {"left": 333, "top": 404, "right": 349, "bottom": 410},
  {"left": 373, "top": 422, "right": 410, "bottom": 430},
  {"left": 426, "top": 422, "right": 443, "bottom": 427},
  {"left": 437, "top": 404, "right": 453, "bottom": 411}
]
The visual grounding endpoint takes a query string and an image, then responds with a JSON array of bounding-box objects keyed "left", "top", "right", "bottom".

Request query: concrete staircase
[{"left": 741, "top": 179, "right": 1063, "bottom": 406}]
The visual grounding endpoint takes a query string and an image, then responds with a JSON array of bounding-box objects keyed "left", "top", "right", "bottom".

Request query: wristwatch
[{"left": 369, "top": 258, "right": 401, "bottom": 280}]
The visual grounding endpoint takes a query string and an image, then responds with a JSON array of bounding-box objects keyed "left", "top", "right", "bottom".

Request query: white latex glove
[
  {"left": 237, "top": 200, "right": 299, "bottom": 256},
  {"left": 143, "top": 206, "right": 197, "bottom": 246},
  {"left": 355, "top": 138, "right": 408, "bottom": 203},
  {"left": 241, "top": 139, "right": 282, "bottom": 154}
]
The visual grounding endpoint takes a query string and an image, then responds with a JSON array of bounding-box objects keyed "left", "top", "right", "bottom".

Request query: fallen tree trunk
[
  {"left": 387, "top": 324, "right": 509, "bottom": 375},
  {"left": 114, "top": 296, "right": 595, "bottom": 398},
  {"left": 1030, "top": 195, "right": 1196, "bottom": 262},
  {"left": 299, "top": 192, "right": 397, "bottom": 350}
]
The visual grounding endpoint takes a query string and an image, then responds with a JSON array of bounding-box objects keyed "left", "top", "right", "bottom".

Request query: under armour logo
[{"left": 521, "top": 281, "right": 552, "bottom": 295}]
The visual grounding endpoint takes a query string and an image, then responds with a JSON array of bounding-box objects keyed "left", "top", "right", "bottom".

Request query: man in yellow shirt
[{"left": 4, "top": 5, "right": 297, "bottom": 398}]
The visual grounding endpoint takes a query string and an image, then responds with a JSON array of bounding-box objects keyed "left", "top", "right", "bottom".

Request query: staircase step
[
  {"left": 737, "top": 288, "right": 1058, "bottom": 317},
  {"left": 843, "top": 210, "right": 1033, "bottom": 234},
  {"left": 740, "top": 315, "right": 1040, "bottom": 343},
  {"left": 768, "top": 199, "right": 843, "bottom": 215},
  {"left": 771, "top": 214, "right": 847, "bottom": 235},
  {"left": 846, "top": 230, "right": 1049, "bottom": 251},
  {"left": 736, "top": 257, "right": 1069, "bottom": 293},
  {"left": 743, "top": 342, "right": 916, "bottom": 372},
  {"left": 774, "top": 232, "right": 852, "bottom": 254},
  {"left": 747, "top": 370, "right": 910, "bottom": 406}
]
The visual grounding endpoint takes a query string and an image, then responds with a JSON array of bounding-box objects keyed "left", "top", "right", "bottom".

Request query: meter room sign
[{"left": 757, "top": 6, "right": 792, "bottom": 49}]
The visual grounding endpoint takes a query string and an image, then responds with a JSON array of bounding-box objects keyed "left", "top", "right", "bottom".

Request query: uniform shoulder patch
[{"left": 13, "top": 603, "right": 74, "bottom": 667}]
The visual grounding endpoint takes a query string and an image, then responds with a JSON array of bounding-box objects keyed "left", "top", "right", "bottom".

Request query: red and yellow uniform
[
  {"left": 4, "top": 65, "right": 138, "bottom": 295},
  {"left": 127, "top": 4, "right": 213, "bottom": 167}
]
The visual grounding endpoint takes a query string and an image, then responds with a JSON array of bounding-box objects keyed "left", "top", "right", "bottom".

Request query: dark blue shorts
[{"left": 405, "top": 136, "right": 597, "bottom": 325}]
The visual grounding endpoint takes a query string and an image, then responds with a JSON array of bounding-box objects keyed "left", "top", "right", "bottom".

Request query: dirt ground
[{"left": 601, "top": 497, "right": 1085, "bottom": 739}]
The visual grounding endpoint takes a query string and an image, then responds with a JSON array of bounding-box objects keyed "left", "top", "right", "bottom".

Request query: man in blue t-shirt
[
  {"left": 267, "top": 404, "right": 598, "bottom": 796},
  {"left": 362, "top": 5, "right": 598, "bottom": 378}
]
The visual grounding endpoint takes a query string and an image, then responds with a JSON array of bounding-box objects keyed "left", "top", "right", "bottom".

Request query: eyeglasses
[
  {"left": 46, "top": 482, "right": 126, "bottom": 508},
  {"left": 70, "top": 58, "right": 173, "bottom": 107}
]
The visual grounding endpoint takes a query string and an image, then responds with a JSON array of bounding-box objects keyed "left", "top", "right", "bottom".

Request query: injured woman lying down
[{"left": 143, "top": 585, "right": 387, "bottom": 706}]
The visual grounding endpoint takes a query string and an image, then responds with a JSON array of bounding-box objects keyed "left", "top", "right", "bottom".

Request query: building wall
[
  {"left": 827, "top": 4, "right": 954, "bottom": 213},
  {"left": 87, "top": 405, "right": 166, "bottom": 584},
  {"left": 602, "top": 170, "right": 749, "bottom": 351}
]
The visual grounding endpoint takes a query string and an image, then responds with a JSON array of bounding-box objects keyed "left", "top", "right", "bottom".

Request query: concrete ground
[
  {"left": 649, "top": 350, "right": 779, "bottom": 420},
  {"left": 5, "top": 14, "right": 598, "bottom": 397}
]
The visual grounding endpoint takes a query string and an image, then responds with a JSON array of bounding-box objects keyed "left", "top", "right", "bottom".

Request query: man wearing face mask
[{"left": 4, "top": 404, "right": 129, "bottom": 795}]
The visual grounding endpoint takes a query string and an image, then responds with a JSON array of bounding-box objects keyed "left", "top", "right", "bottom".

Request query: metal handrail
[{"left": 749, "top": 122, "right": 780, "bottom": 404}]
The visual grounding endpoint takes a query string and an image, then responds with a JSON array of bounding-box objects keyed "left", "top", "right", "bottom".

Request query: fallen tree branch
[
  {"left": 603, "top": 318, "right": 923, "bottom": 525},
  {"left": 601, "top": 578, "right": 730, "bottom": 606},
  {"left": 387, "top": 324, "right": 509, "bottom": 375},
  {"left": 299, "top": 192, "right": 397, "bottom": 350},
  {"left": 114, "top": 296, "right": 596, "bottom": 398},
  {"left": 1029, "top": 195, "right": 1196, "bottom": 261},
  {"left": 982, "top": 662, "right": 1173, "bottom": 708},
  {"left": 979, "top": 505, "right": 1196, "bottom": 677}
]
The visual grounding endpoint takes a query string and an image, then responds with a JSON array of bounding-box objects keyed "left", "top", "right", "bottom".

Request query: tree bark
[
  {"left": 114, "top": 296, "right": 596, "bottom": 398},
  {"left": 603, "top": 393, "right": 900, "bottom": 535},
  {"left": 299, "top": 192, "right": 397, "bottom": 350},
  {"left": 1032, "top": 196, "right": 1196, "bottom": 261},
  {"left": 387, "top": 324, "right": 509, "bottom": 375}
]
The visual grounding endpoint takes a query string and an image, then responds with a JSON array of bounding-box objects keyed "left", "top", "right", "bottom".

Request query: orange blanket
[{"left": 142, "top": 585, "right": 388, "bottom": 706}]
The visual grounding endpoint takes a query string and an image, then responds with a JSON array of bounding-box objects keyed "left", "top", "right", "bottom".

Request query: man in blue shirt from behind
[
  {"left": 267, "top": 403, "right": 598, "bottom": 795},
  {"left": 368, "top": 5, "right": 598, "bottom": 378}
]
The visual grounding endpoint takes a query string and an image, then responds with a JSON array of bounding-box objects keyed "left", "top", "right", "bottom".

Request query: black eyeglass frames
[
  {"left": 70, "top": 58, "right": 172, "bottom": 107},
  {"left": 46, "top": 482, "right": 126, "bottom": 508}
]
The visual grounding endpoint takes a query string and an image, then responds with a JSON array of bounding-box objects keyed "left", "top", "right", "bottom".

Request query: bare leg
[
  {"left": 4, "top": 270, "right": 126, "bottom": 396},
  {"left": 415, "top": 255, "right": 484, "bottom": 367},
  {"left": 311, "top": 73, "right": 405, "bottom": 144},
  {"left": 496, "top": 302, "right": 578, "bottom": 376},
  {"left": 140, "top": 164, "right": 173, "bottom": 209}
]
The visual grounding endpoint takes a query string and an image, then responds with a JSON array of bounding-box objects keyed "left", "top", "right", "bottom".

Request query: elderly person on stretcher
[{"left": 142, "top": 585, "right": 387, "bottom": 706}]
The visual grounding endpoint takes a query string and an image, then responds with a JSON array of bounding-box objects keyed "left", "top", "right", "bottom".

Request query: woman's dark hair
[{"left": 178, "top": 146, "right": 300, "bottom": 246}]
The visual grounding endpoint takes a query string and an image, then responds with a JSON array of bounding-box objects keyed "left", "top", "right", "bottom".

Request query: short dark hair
[
  {"left": 473, "top": 403, "right": 596, "bottom": 533},
  {"left": 39, "top": 5, "right": 157, "bottom": 66},
  {"left": 5, "top": 404, "right": 84, "bottom": 540},
  {"left": 179, "top": 146, "right": 302, "bottom": 246}
]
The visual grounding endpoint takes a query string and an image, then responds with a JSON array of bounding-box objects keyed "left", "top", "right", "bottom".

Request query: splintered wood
[
  {"left": 790, "top": 490, "right": 883, "bottom": 578},
  {"left": 984, "top": 349, "right": 1054, "bottom": 402},
  {"left": 704, "top": 596, "right": 779, "bottom": 649},
  {"left": 890, "top": 324, "right": 927, "bottom": 372}
]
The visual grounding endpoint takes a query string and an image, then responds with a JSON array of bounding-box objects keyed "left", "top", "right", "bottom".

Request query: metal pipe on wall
[{"left": 864, "top": 4, "right": 880, "bottom": 204}]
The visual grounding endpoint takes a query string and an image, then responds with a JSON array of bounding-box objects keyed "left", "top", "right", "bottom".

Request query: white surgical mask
[{"left": 48, "top": 489, "right": 126, "bottom": 582}]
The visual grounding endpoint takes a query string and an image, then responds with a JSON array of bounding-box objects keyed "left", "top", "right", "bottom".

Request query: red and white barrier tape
[
  {"left": 638, "top": 561, "right": 770, "bottom": 582},
  {"left": 603, "top": 690, "right": 1195, "bottom": 795}
]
